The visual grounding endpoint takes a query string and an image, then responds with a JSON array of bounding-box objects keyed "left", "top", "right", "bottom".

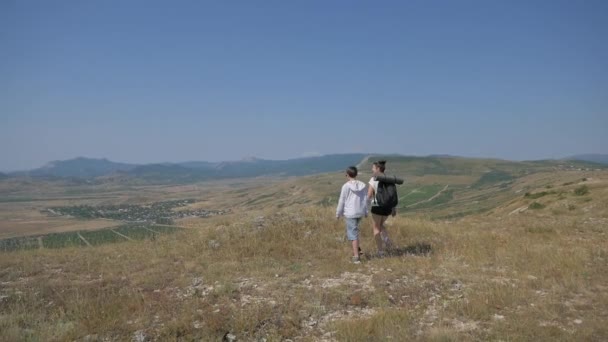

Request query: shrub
[
  {"left": 524, "top": 191, "right": 552, "bottom": 199},
  {"left": 528, "top": 202, "right": 545, "bottom": 210},
  {"left": 574, "top": 185, "right": 589, "bottom": 196}
]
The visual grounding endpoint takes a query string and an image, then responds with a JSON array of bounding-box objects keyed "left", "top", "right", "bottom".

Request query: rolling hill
[
  {"left": 213, "top": 155, "right": 606, "bottom": 219},
  {"left": 7, "top": 154, "right": 369, "bottom": 183},
  {"left": 19, "top": 157, "right": 137, "bottom": 179},
  {"left": 568, "top": 154, "right": 608, "bottom": 165},
  {"left": 1, "top": 160, "right": 607, "bottom": 341}
]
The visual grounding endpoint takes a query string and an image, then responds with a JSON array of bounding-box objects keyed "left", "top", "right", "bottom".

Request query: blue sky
[{"left": 1, "top": 1, "right": 607, "bottom": 171}]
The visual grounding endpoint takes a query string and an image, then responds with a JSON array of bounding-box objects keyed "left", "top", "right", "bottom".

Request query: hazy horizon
[
  {"left": 2, "top": 1, "right": 607, "bottom": 171},
  {"left": 3, "top": 151, "right": 608, "bottom": 173}
]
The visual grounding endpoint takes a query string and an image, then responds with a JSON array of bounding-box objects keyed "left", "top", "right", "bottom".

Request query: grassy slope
[
  {"left": 1, "top": 171, "right": 607, "bottom": 341},
  {"left": 231, "top": 156, "right": 606, "bottom": 219}
]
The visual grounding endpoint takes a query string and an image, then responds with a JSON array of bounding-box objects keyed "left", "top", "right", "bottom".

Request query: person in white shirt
[
  {"left": 367, "top": 160, "right": 395, "bottom": 257},
  {"left": 336, "top": 166, "right": 368, "bottom": 264}
]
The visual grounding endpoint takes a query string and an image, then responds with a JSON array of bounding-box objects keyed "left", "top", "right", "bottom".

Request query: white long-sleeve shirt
[{"left": 336, "top": 180, "right": 368, "bottom": 218}]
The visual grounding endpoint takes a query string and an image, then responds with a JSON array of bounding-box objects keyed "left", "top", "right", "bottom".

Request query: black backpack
[{"left": 376, "top": 179, "right": 399, "bottom": 208}]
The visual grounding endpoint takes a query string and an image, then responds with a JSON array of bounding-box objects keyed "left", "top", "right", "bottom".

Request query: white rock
[
  {"left": 574, "top": 319, "right": 583, "bottom": 325},
  {"left": 192, "top": 277, "right": 204, "bottom": 287},
  {"left": 493, "top": 314, "right": 505, "bottom": 320},
  {"left": 132, "top": 330, "right": 148, "bottom": 342}
]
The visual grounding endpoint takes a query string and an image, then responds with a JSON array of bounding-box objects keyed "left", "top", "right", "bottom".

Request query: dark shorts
[{"left": 371, "top": 206, "right": 392, "bottom": 216}]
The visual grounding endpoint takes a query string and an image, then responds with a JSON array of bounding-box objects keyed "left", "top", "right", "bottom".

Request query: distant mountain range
[
  {"left": 3, "top": 153, "right": 606, "bottom": 184},
  {"left": 6, "top": 154, "right": 368, "bottom": 183},
  {"left": 568, "top": 154, "right": 608, "bottom": 165},
  {"left": 21, "top": 157, "right": 136, "bottom": 178}
]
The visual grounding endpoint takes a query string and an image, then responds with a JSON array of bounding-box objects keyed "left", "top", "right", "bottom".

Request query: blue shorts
[{"left": 345, "top": 217, "right": 362, "bottom": 241}]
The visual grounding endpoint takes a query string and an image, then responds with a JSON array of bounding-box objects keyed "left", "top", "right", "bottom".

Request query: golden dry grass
[
  {"left": 1, "top": 194, "right": 607, "bottom": 341},
  {"left": 1, "top": 169, "right": 607, "bottom": 340}
]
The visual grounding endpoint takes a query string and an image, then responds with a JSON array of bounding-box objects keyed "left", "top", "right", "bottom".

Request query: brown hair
[
  {"left": 346, "top": 166, "right": 358, "bottom": 178},
  {"left": 372, "top": 160, "right": 386, "bottom": 173}
]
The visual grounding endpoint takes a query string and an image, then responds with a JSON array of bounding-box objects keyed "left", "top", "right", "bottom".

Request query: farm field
[
  {"left": 1, "top": 156, "right": 607, "bottom": 340},
  {"left": 0, "top": 224, "right": 182, "bottom": 251}
]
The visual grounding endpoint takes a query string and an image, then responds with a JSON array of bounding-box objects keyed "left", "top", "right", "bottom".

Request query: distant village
[{"left": 43, "top": 199, "right": 229, "bottom": 224}]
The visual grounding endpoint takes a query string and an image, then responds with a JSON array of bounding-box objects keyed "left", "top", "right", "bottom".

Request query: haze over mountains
[
  {"left": 5, "top": 154, "right": 368, "bottom": 182},
  {"left": 2, "top": 153, "right": 606, "bottom": 185}
]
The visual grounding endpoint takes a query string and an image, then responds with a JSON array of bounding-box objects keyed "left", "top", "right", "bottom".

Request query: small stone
[
  {"left": 223, "top": 332, "right": 237, "bottom": 341},
  {"left": 132, "top": 330, "right": 149, "bottom": 342},
  {"left": 493, "top": 314, "right": 505, "bottom": 320},
  {"left": 208, "top": 240, "right": 221, "bottom": 249},
  {"left": 574, "top": 319, "right": 583, "bottom": 325},
  {"left": 527, "top": 275, "right": 538, "bottom": 280},
  {"left": 193, "top": 321, "right": 203, "bottom": 329},
  {"left": 192, "top": 277, "right": 204, "bottom": 287}
]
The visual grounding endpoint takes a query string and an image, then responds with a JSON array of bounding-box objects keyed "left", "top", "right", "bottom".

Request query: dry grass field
[{"left": 0, "top": 167, "right": 607, "bottom": 341}]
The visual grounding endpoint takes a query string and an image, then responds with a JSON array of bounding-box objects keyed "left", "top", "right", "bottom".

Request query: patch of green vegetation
[
  {"left": 528, "top": 202, "right": 545, "bottom": 210},
  {"left": 80, "top": 229, "right": 127, "bottom": 246},
  {"left": 0, "top": 224, "right": 183, "bottom": 252},
  {"left": 409, "top": 189, "right": 454, "bottom": 209},
  {"left": 524, "top": 191, "right": 554, "bottom": 199},
  {"left": 148, "top": 225, "right": 181, "bottom": 233},
  {"left": 0, "top": 197, "right": 36, "bottom": 203},
  {"left": 113, "top": 225, "right": 156, "bottom": 239},
  {"left": 0, "top": 236, "right": 40, "bottom": 252},
  {"left": 398, "top": 185, "right": 445, "bottom": 207},
  {"left": 42, "top": 232, "right": 86, "bottom": 249},
  {"left": 316, "top": 197, "right": 335, "bottom": 207},
  {"left": 574, "top": 185, "right": 589, "bottom": 196},
  {"left": 246, "top": 192, "right": 277, "bottom": 205},
  {"left": 472, "top": 170, "right": 514, "bottom": 188}
]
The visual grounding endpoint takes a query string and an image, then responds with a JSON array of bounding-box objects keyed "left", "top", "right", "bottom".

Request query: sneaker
[{"left": 351, "top": 256, "right": 361, "bottom": 264}]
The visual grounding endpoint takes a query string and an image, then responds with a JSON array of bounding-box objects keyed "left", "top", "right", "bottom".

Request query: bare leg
[
  {"left": 372, "top": 214, "right": 386, "bottom": 252},
  {"left": 352, "top": 239, "right": 359, "bottom": 258}
]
